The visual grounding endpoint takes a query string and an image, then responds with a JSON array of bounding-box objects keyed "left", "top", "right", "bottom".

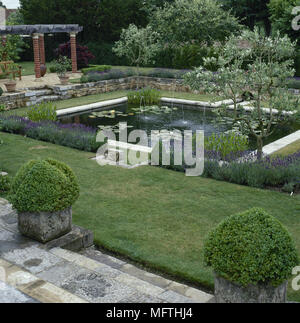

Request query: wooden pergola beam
[{"left": 0, "top": 24, "right": 83, "bottom": 35}]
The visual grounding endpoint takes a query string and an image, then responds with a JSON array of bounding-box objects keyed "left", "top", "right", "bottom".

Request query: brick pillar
[
  {"left": 33, "top": 33, "right": 41, "bottom": 79},
  {"left": 39, "top": 33, "right": 46, "bottom": 65},
  {"left": 70, "top": 32, "right": 77, "bottom": 73}
]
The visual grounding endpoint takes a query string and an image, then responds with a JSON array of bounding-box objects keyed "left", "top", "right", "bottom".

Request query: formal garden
[{"left": 0, "top": 0, "right": 300, "bottom": 303}]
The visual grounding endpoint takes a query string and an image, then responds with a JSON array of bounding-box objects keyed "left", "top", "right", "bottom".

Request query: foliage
[
  {"left": 0, "top": 174, "right": 10, "bottom": 193},
  {"left": 204, "top": 132, "right": 249, "bottom": 159},
  {"left": 221, "top": 0, "right": 271, "bottom": 32},
  {"left": 287, "top": 77, "right": 300, "bottom": 89},
  {"left": 268, "top": 0, "right": 300, "bottom": 45},
  {"left": 203, "top": 150, "right": 300, "bottom": 189},
  {"left": 0, "top": 88, "right": 3, "bottom": 97},
  {"left": 0, "top": 116, "right": 99, "bottom": 152},
  {"left": 113, "top": 24, "right": 161, "bottom": 80},
  {"left": 52, "top": 56, "right": 72, "bottom": 77},
  {"left": 204, "top": 208, "right": 299, "bottom": 287},
  {"left": 20, "top": 0, "right": 147, "bottom": 44},
  {"left": 27, "top": 102, "right": 57, "bottom": 122},
  {"left": 184, "top": 28, "right": 300, "bottom": 159},
  {"left": 10, "top": 159, "right": 79, "bottom": 213},
  {"left": 81, "top": 65, "right": 112, "bottom": 75},
  {"left": 80, "top": 69, "right": 135, "bottom": 83},
  {"left": 149, "top": 0, "right": 241, "bottom": 46},
  {"left": 295, "top": 50, "right": 300, "bottom": 76},
  {"left": 0, "top": 10, "right": 27, "bottom": 62},
  {"left": 127, "top": 88, "right": 161, "bottom": 105},
  {"left": 54, "top": 42, "right": 95, "bottom": 68}
]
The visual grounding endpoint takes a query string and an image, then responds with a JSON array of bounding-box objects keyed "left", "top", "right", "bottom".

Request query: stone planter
[
  {"left": 58, "top": 75, "right": 70, "bottom": 85},
  {"left": 18, "top": 207, "right": 72, "bottom": 243},
  {"left": 214, "top": 275, "right": 287, "bottom": 303},
  {"left": 4, "top": 81, "right": 17, "bottom": 93}
]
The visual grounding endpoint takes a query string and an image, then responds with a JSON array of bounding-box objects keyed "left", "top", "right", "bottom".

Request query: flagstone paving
[{"left": 0, "top": 198, "right": 214, "bottom": 303}]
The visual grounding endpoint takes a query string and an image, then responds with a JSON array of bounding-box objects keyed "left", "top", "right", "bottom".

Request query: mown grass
[
  {"left": 273, "top": 139, "right": 300, "bottom": 156},
  {"left": 0, "top": 132, "right": 299, "bottom": 301}
]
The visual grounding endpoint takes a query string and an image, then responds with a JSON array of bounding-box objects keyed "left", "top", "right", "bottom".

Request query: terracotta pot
[
  {"left": 59, "top": 75, "right": 70, "bottom": 85},
  {"left": 4, "top": 81, "right": 17, "bottom": 93},
  {"left": 40, "top": 64, "right": 47, "bottom": 77}
]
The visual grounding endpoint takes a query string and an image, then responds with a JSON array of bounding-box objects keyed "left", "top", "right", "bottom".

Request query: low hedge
[
  {"left": 81, "top": 65, "right": 112, "bottom": 75},
  {"left": 10, "top": 159, "right": 79, "bottom": 213},
  {"left": 0, "top": 116, "right": 99, "bottom": 152},
  {"left": 204, "top": 208, "right": 299, "bottom": 287},
  {"left": 0, "top": 174, "right": 10, "bottom": 193}
]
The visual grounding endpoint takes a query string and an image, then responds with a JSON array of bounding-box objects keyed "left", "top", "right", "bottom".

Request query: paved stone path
[
  {"left": 0, "top": 198, "right": 214, "bottom": 303},
  {"left": 0, "top": 72, "right": 82, "bottom": 93}
]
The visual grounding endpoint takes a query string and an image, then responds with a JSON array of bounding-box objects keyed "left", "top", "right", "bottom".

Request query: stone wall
[{"left": 0, "top": 76, "right": 190, "bottom": 111}]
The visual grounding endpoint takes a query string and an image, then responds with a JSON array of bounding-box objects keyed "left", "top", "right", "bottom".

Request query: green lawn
[
  {"left": 19, "top": 61, "right": 56, "bottom": 76},
  {"left": 273, "top": 139, "right": 300, "bottom": 156},
  {"left": 1, "top": 90, "right": 223, "bottom": 117},
  {"left": 0, "top": 132, "right": 299, "bottom": 301}
]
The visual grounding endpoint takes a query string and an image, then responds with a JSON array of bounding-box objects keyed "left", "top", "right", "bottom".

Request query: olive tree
[
  {"left": 184, "top": 29, "right": 300, "bottom": 159},
  {"left": 113, "top": 24, "right": 160, "bottom": 87}
]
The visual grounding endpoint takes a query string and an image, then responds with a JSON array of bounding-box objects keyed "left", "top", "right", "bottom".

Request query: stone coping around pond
[
  {"left": 262, "top": 130, "right": 300, "bottom": 155},
  {"left": 56, "top": 97, "right": 128, "bottom": 117}
]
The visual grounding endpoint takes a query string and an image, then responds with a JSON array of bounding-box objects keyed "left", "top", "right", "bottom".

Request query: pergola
[{"left": 0, "top": 24, "right": 83, "bottom": 79}]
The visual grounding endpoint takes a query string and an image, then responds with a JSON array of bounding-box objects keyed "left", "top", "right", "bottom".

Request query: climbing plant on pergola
[{"left": 0, "top": 24, "right": 83, "bottom": 79}]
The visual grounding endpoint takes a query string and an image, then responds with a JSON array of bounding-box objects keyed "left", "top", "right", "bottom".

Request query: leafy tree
[
  {"left": 0, "top": 10, "right": 27, "bottom": 61},
  {"left": 0, "top": 1, "right": 6, "bottom": 8},
  {"left": 184, "top": 29, "right": 300, "bottom": 159},
  {"left": 269, "top": 0, "right": 300, "bottom": 44},
  {"left": 219, "top": 0, "right": 271, "bottom": 33},
  {"left": 149, "top": 0, "right": 241, "bottom": 46},
  {"left": 20, "top": 0, "right": 148, "bottom": 43},
  {"left": 113, "top": 24, "right": 160, "bottom": 87}
]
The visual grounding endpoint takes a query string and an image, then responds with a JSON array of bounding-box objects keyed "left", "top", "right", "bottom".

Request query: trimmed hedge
[
  {"left": 10, "top": 159, "right": 79, "bottom": 213},
  {"left": 0, "top": 174, "right": 10, "bottom": 193},
  {"left": 204, "top": 208, "right": 299, "bottom": 287},
  {"left": 81, "top": 65, "right": 112, "bottom": 75}
]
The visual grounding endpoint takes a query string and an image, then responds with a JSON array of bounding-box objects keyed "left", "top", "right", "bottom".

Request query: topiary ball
[
  {"left": 10, "top": 159, "right": 79, "bottom": 213},
  {"left": 204, "top": 208, "right": 299, "bottom": 287}
]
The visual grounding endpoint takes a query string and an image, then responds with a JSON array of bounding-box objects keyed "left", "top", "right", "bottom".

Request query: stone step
[{"left": 0, "top": 200, "right": 214, "bottom": 303}]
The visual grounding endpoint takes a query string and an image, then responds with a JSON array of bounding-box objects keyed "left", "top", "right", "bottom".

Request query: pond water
[{"left": 59, "top": 103, "right": 300, "bottom": 149}]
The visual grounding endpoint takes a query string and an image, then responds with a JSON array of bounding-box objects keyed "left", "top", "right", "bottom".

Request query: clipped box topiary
[
  {"left": 204, "top": 208, "right": 299, "bottom": 303},
  {"left": 10, "top": 159, "right": 79, "bottom": 243}
]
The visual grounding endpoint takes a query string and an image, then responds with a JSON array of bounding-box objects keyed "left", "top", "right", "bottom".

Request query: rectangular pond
[{"left": 59, "top": 102, "right": 300, "bottom": 149}]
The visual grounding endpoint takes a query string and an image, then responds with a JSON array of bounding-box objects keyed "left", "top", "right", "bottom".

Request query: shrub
[
  {"left": 27, "top": 102, "right": 57, "bottom": 122},
  {"left": 204, "top": 132, "right": 249, "bottom": 160},
  {"left": 295, "top": 49, "right": 300, "bottom": 77},
  {"left": 0, "top": 104, "right": 5, "bottom": 112},
  {"left": 80, "top": 69, "right": 135, "bottom": 83},
  {"left": 204, "top": 208, "right": 299, "bottom": 287},
  {"left": 54, "top": 42, "right": 95, "bottom": 68},
  {"left": 81, "top": 65, "right": 112, "bottom": 75},
  {"left": 10, "top": 159, "right": 79, "bottom": 213},
  {"left": 127, "top": 88, "right": 161, "bottom": 105},
  {"left": 287, "top": 77, "right": 300, "bottom": 89},
  {"left": 0, "top": 88, "right": 3, "bottom": 96},
  {"left": 0, "top": 116, "right": 99, "bottom": 152},
  {"left": 51, "top": 56, "right": 72, "bottom": 77},
  {"left": 0, "top": 174, "right": 10, "bottom": 193}
]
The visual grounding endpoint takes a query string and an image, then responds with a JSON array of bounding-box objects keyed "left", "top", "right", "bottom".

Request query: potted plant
[
  {"left": 10, "top": 158, "right": 80, "bottom": 243},
  {"left": 53, "top": 55, "right": 72, "bottom": 85},
  {"left": 204, "top": 208, "right": 299, "bottom": 303},
  {"left": 3, "top": 63, "right": 18, "bottom": 93}
]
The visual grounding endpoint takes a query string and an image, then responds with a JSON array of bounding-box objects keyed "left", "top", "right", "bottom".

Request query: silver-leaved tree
[
  {"left": 113, "top": 24, "right": 160, "bottom": 88},
  {"left": 184, "top": 28, "right": 300, "bottom": 159}
]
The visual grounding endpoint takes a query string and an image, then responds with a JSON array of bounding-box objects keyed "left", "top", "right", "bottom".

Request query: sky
[{"left": 2, "top": 0, "right": 20, "bottom": 9}]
